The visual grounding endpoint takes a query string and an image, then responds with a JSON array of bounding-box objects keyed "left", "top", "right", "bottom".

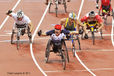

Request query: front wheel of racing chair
[
  {"left": 59, "top": 48, "right": 66, "bottom": 70},
  {"left": 62, "top": 40, "right": 69, "bottom": 62},
  {"left": 11, "top": 29, "right": 15, "bottom": 44},
  {"left": 91, "top": 31, "right": 95, "bottom": 45},
  {"left": 27, "top": 27, "right": 32, "bottom": 43},
  {"left": 16, "top": 30, "right": 20, "bottom": 50},
  {"left": 45, "top": 39, "right": 51, "bottom": 63}
]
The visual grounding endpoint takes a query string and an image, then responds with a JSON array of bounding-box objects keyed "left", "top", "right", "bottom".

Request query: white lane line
[
  {"left": 30, "top": 2, "right": 51, "bottom": 76},
  {"left": 0, "top": 0, "right": 21, "bottom": 30},
  {"left": 76, "top": 0, "right": 96, "bottom": 76},
  {"left": 45, "top": 68, "right": 114, "bottom": 73},
  {"left": 111, "top": 18, "right": 114, "bottom": 46}
]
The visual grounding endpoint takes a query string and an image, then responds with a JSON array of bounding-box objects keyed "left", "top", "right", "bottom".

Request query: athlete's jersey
[
  {"left": 81, "top": 13, "right": 102, "bottom": 23},
  {"left": 101, "top": 0, "right": 110, "bottom": 6},
  {"left": 51, "top": 33, "right": 65, "bottom": 42},
  {"left": 64, "top": 18, "right": 76, "bottom": 31},
  {"left": 11, "top": 13, "right": 31, "bottom": 25}
]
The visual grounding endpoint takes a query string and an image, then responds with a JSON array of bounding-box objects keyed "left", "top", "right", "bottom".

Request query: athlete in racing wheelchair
[
  {"left": 6, "top": 10, "right": 33, "bottom": 49},
  {"left": 38, "top": 24, "right": 78, "bottom": 70}
]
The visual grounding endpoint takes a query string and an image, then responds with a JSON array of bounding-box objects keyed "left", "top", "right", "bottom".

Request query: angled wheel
[
  {"left": 55, "top": 0, "right": 58, "bottom": 17},
  {"left": 45, "top": 39, "right": 51, "bottom": 63},
  {"left": 11, "top": 29, "right": 15, "bottom": 44},
  {"left": 112, "top": 8, "right": 114, "bottom": 19},
  {"left": 72, "top": 40, "right": 76, "bottom": 57},
  {"left": 63, "top": 0, "right": 67, "bottom": 13},
  {"left": 16, "top": 33, "right": 20, "bottom": 50},
  {"left": 62, "top": 40, "right": 69, "bottom": 62},
  {"left": 77, "top": 36, "right": 81, "bottom": 50},
  {"left": 48, "top": 1, "right": 52, "bottom": 13},
  {"left": 59, "top": 49, "right": 66, "bottom": 70},
  {"left": 100, "top": 29, "right": 103, "bottom": 39},
  {"left": 91, "top": 31, "right": 95, "bottom": 45}
]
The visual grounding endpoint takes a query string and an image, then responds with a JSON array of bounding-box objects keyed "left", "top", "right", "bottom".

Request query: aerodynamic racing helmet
[
  {"left": 17, "top": 10, "right": 24, "bottom": 18},
  {"left": 89, "top": 11, "right": 95, "bottom": 18},
  {"left": 69, "top": 12, "right": 76, "bottom": 20},
  {"left": 54, "top": 24, "right": 62, "bottom": 30}
]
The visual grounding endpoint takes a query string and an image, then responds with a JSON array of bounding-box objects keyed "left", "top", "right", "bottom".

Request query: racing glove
[
  {"left": 38, "top": 30, "right": 42, "bottom": 36},
  {"left": 6, "top": 10, "right": 12, "bottom": 15}
]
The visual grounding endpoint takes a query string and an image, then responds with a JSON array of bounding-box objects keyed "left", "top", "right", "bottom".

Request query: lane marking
[
  {"left": 45, "top": 68, "right": 114, "bottom": 73},
  {"left": 76, "top": 0, "right": 96, "bottom": 76},
  {"left": 0, "top": 0, "right": 21, "bottom": 30},
  {"left": 30, "top": 2, "right": 51, "bottom": 76},
  {"left": 111, "top": 17, "right": 114, "bottom": 46}
]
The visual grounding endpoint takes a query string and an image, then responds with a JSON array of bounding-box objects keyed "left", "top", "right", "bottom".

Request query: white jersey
[
  {"left": 11, "top": 13, "right": 31, "bottom": 25},
  {"left": 51, "top": 33, "right": 65, "bottom": 41}
]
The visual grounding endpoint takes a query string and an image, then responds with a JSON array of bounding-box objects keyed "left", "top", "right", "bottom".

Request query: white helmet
[
  {"left": 16, "top": 10, "right": 24, "bottom": 18},
  {"left": 69, "top": 12, "right": 76, "bottom": 20}
]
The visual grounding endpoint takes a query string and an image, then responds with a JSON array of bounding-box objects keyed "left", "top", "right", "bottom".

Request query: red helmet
[{"left": 54, "top": 24, "right": 62, "bottom": 30}]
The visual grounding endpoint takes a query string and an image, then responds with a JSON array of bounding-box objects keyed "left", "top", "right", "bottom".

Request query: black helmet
[{"left": 89, "top": 11, "right": 95, "bottom": 18}]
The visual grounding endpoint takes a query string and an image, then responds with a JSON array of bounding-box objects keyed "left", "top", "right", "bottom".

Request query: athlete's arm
[
  {"left": 28, "top": 22, "right": 33, "bottom": 33},
  {"left": 60, "top": 18, "right": 67, "bottom": 28},
  {"left": 76, "top": 19, "right": 87, "bottom": 34}
]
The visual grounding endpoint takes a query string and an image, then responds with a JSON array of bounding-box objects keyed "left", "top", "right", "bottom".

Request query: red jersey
[
  {"left": 81, "top": 13, "right": 102, "bottom": 23},
  {"left": 101, "top": 0, "right": 110, "bottom": 6}
]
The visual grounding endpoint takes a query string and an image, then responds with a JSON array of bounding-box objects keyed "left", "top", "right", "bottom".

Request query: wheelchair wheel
[
  {"left": 45, "top": 39, "right": 51, "bottom": 63},
  {"left": 16, "top": 33, "right": 20, "bottom": 50},
  {"left": 59, "top": 49, "right": 66, "bottom": 70},
  {"left": 112, "top": 8, "right": 114, "bottom": 19},
  {"left": 62, "top": 41, "right": 69, "bottom": 62},
  {"left": 77, "top": 36, "right": 81, "bottom": 50},
  {"left": 55, "top": 0, "right": 58, "bottom": 17},
  {"left": 91, "top": 31, "right": 95, "bottom": 45},
  {"left": 72, "top": 40, "right": 76, "bottom": 57},
  {"left": 11, "top": 29, "right": 15, "bottom": 44},
  {"left": 100, "top": 29, "right": 103, "bottom": 39},
  {"left": 27, "top": 27, "right": 32, "bottom": 43},
  {"left": 63, "top": 0, "right": 67, "bottom": 13},
  {"left": 48, "top": 1, "right": 52, "bottom": 13}
]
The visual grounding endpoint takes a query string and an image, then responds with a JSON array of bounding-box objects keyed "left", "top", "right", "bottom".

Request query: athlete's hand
[
  {"left": 96, "top": 4, "right": 99, "bottom": 9},
  {"left": 6, "top": 10, "right": 12, "bottom": 15},
  {"left": 67, "top": 0, "right": 70, "bottom": 2},
  {"left": 37, "top": 30, "right": 42, "bottom": 36}
]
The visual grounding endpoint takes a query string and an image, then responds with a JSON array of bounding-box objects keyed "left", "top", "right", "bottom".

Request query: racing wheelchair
[
  {"left": 11, "top": 23, "right": 32, "bottom": 50},
  {"left": 45, "top": 39, "right": 69, "bottom": 70},
  {"left": 81, "top": 21, "right": 103, "bottom": 45},
  {"left": 48, "top": 0, "right": 67, "bottom": 17},
  {"left": 65, "top": 34, "right": 81, "bottom": 57},
  {"left": 97, "top": 5, "right": 114, "bottom": 25}
]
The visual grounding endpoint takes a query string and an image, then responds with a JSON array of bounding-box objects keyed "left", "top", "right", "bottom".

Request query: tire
[
  {"left": 112, "top": 8, "right": 114, "bottom": 19},
  {"left": 17, "top": 34, "right": 20, "bottom": 50},
  {"left": 72, "top": 40, "right": 75, "bottom": 57},
  {"left": 59, "top": 49, "right": 66, "bottom": 70},
  {"left": 27, "top": 27, "right": 32, "bottom": 43},
  {"left": 63, "top": 0, "right": 67, "bottom": 13},
  {"left": 62, "top": 41, "right": 69, "bottom": 63},
  {"left": 100, "top": 29, "right": 103, "bottom": 39},
  {"left": 48, "top": 2, "right": 52, "bottom": 13},
  {"left": 45, "top": 39, "right": 51, "bottom": 63},
  {"left": 92, "top": 31, "right": 95, "bottom": 45},
  {"left": 55, "top": 1, "right": 58, "bottom": 17},
  {"left": 77, "top": 36, "right": 81, "bottom": 50},
  {"left": 11, "top": 29, "right": 14, "bottom": 44}
]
